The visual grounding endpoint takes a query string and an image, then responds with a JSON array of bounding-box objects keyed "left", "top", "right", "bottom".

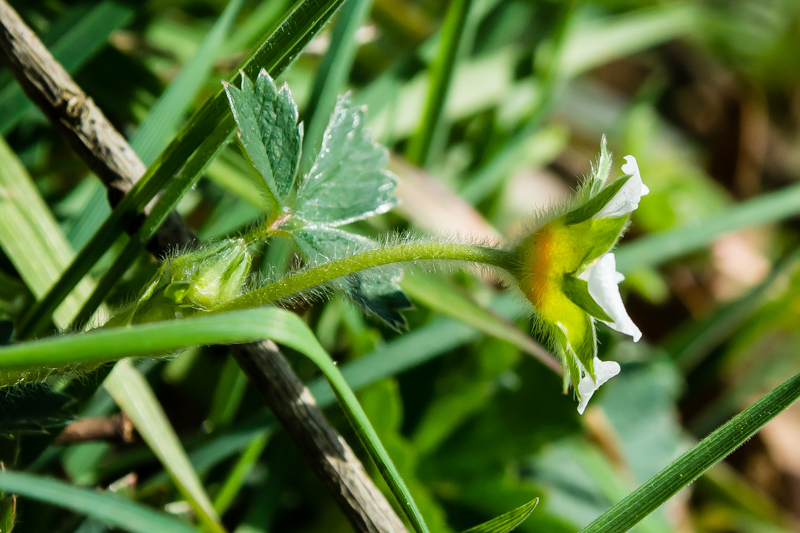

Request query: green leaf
[
  {"left": 293, "top": 227, "right": 412, "bottom": 330},
  {"left": 224, "top": 69, "right": 302, "bottom": 202},
  {"left": 133, "top": 0, "right": 245, "bottom": 167},
  {"left": 295, "top": 95, "right": 398, "bottom": 225},
  {"left": 0, "top": 307, "right": 430, "bottom": 533},
  {"left": 406, "top": 0, "right": 474, "bottom": 167},
  {"left": 0, "top": 470, "right": 201, "bottom": 533},
  {"left": 0, "top": 382, "right": 72, "bottom": 436},
  {"left": 65, "top": 0, "right": 243, "bottom": 250},
  {"left": 103, "top": 365, "right": 223, "bottom": 533},
  {"left": 301, "top": 0, "right": 374, "bottom": 173},
  {"left": 0, "top": 137, "right": 95, "bottom": 328},
  {"left": 17, "top": 0, "right": 348, "bottom": 338},
  {"left": 0, "top": 137, "right": 222, "bottom": 532},
  {"left": 461, "top": 498, "right": 538, "bottom": 533},
  {"left": 615, "top": 181, "right": 800, "bottom": 273}
]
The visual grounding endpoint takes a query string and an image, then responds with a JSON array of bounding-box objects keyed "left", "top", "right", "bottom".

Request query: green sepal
[
  {"left": 224, "top": 69, "right": 303, "bottom": 203},
  {"left": 295, "top": 94, "right": 398, "bottom": 226},
  {"left": 549, "top": 305, "right": 597, "bottom": 392},
  {"left": 163, "top": 281, "right": 191, "bottom": 304},
  {"left": 131, "top": 239, "right": 251, "bottom": 323},
  {"left": 565, "top": 175, "right": 630, "bottom": 225},
  {"left": 569, "top": 216, "right": 629, "bottom": 267},
  {"left": 561, "top": 274, "right": 613, "bottom": 322},
  {"left": 575, "top": 135, "right": 612, "bottom": 204}
]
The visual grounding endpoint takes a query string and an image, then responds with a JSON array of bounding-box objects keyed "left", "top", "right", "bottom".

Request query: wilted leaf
[
  {"left": 295, "top": 94, "right": 398, "bottom": 225},
  {"left": 224, "top": 69, "right": 302, "bottom": 202},
  {"left": 293, "top": 227, "right": 412, "bottom": 330}
]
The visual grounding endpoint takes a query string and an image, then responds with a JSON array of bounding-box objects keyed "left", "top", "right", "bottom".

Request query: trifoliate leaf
[
  {"left": 293, "top": 227, "right": 412, "bottom": 330},
  {"left": 295, "top": 95, "right": 398, "bottom": 226},
  {"left": 0, "top": 382, "right": 73, "bottom": 436},
  {"left": 224, "top": 69, "right": 302, "bottom": 202}
]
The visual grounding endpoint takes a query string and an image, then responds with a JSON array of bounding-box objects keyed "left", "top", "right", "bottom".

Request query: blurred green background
[{"left": 2, "top": 0, "right": 800, "bottom": 531}]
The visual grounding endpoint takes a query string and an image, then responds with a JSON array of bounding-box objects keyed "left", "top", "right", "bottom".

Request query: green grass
[{"left": 2, "top": 0, "right": 800, "bottom": 532}]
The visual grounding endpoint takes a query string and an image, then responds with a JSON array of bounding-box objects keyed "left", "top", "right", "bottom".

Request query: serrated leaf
[
  {"left": 295, "top": 95, "right": 398, "bottom": 225},
  {"left": 0, "top": 382, "right": 73, "bottom": 436},
  {"left": 293, "top": 227, "right": 412, "bottom": 330},
  {"left": 461, "top": 498, "right": 538, "bottom": 533},
  {"left": 224, "top": 69, "right": 302, "bottom": 202}
]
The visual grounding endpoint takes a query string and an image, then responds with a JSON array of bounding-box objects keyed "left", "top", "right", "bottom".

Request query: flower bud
[
  {"left": 130, "top": 239, "right": 251, "bottom": 324},
  {"left": 510, "top": 139, "right": 647, "bottom": 413}
]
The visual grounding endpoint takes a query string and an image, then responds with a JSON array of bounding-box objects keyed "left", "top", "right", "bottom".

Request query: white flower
[
  {"left": 578, "top": 253, "right": 642, "bottom": 342},
  {"left": 577, "top": 356, "right": 621, "bottom": 414},
  {"left": 594, "top": 155, "right": 650, "bottom": 219}
]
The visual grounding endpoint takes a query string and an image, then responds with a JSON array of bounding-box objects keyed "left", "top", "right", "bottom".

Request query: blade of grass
[
  {"left": 461, "top": 498, "right": 538, "bottom": 533},
  {"left": 0, "top": 137, "right": 95, "bottom": 326},
  {"left": 139, "top": 292, "right": 525, "bottom": 493},
  {"left": 400, "top": 272, "right": 559, "bottom": 372},
  {"left": 459, "top": 0, "right": 572, "bottom": 204},
  {"left": 104, "top": 364, "right": 224, "bottom": 533},
  {"left": 0, "top": 307, "right": 430, "bottom": 533},
  {"left": 222, "top": 0, "right": 291, "bottom": 54},
  {"left": 0, "top": 1, "right": 134, "bottom": 133},
  {"left": 134, "top": 0, "right": 245, "bottom": 166},
  {"left": 615, "top": 182, "right": 800, "bottom": 272},
  {"left": 66, "top": 0, "right": 244, "bottom": 256},
  {"left": 0, "top": 470, "right": 201, "bottom": 533},
  {"left": 580, "top": 370, "right": 800, "bottom": 533},
  {"left": 560, "top": 3, "right": 702, "bottom": 78},
  {"left": 71, "top": 120, "right": 232, "bottom": 328},
  {"left": 405, "top": 0, "right": 474, "bottom": 167},
  {"left": 212, "top": 433, "right": 269, "bottom": 515},
  {"left": 17, "top": 0, "right": 348, "bottom": 339},
  {"left": 301, "top": 0, "right": 375, "bottom": 173},
  {"left": 0, "top": 136, "right": 223, "bottom": 532},
  {"left": 207, "top": 356, "right": 249, "bottom": 430},
  {"left": 666, "top": 246, "right": 800, "bottom": 373}
]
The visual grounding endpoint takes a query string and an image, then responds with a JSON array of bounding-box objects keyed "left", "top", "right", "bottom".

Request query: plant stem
[{"left": 216, "top": 242, "right": 511, "bottom": 312}]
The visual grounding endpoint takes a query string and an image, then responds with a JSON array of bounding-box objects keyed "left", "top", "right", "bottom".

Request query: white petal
[
  {"left": 577, "top": 357, "right": 620, "bottom": 414},
  {"left": 594, "top": 155, "right": 650, "bottom": 219},
  {"left": 578, "top": 253, "right": 642, "bottom": 342}
]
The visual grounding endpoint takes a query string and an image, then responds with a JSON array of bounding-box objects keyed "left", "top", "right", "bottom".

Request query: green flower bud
[
  {"left": 510, "top": 139, "right": 648, "bottom": 413},
  {"left": 130, "top": 239, "right": 251, "bottom": 324}
]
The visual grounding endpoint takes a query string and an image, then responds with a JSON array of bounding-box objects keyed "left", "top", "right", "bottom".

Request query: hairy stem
[{"left": 216, "top": 242, "right": 511, "bottom": 312}]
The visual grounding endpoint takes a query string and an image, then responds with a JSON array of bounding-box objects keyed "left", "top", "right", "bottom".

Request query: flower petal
[
  {"left": 594, "top": 155, "right": 650, "bottom": 219},
  {"left": 577, "top": 356, "right": 620, "bottom": 414},
  {"left": 578, "top": 253, "right": 642, "bottom": 342}
]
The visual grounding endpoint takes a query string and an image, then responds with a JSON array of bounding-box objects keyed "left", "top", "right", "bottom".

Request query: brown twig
[
  {"left": 55, "top": 413, "right": 134, "bottom": 445},
  {"left": 0, "top": 2, "right": 407, "bottom": 531}
]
